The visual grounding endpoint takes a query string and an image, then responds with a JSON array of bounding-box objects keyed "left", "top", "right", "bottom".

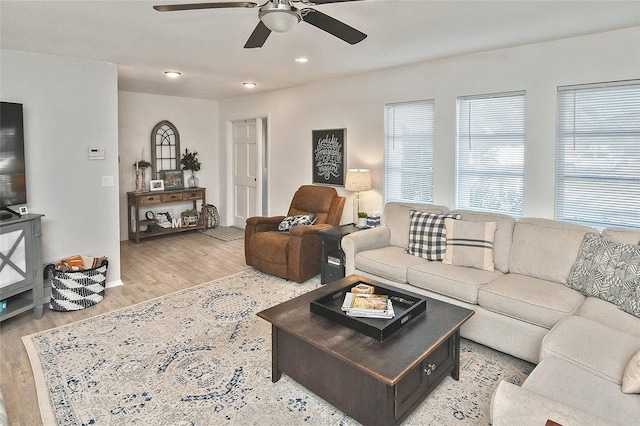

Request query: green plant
[
  {"left": 357, "top": 211, "right": 368, "bottom": 218},
  {"left": 133, "top": 160, "right": 151, "bottom": 169},
  {"left": 180, "top": 148, "right": 201, "bottom": 172},
  {"left": 181, "top": 209, "right": 197, "bottom": 218}
]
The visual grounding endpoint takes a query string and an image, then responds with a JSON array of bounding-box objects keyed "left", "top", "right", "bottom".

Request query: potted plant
[
  {"left": 180, "top": 148, "right": 201, "bottom": 188},
  {"left": 357, "top": 211, "right": 368, "bottom": 228},
  {"left": 181, "top": 208, "right": 198, "bottom": 227}
]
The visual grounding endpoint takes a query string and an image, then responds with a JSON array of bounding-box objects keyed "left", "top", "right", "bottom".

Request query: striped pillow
[{"left": 442, "top": 219, "right": 497, "bottom": 271}]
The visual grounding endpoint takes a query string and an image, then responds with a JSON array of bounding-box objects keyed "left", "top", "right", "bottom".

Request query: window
[
  {"left": 456, "top": 92, "right": 525, "bottom": 217},
  {"left": 384, "top": 100, "right": 434, "bottom": 203},
  {"left": 556, "top": 80, "right": 640, "bottom": 230}
]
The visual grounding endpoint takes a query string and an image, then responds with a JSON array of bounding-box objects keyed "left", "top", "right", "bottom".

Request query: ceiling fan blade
[
  {"left": 153, "top": 2, "right": 257, "bottom": 12},
  {"left": 244, "top": 21, "right": 272, "bottom": 48},
  {"left": 302, "top": 8, "right": 366, "bottom": 45}
]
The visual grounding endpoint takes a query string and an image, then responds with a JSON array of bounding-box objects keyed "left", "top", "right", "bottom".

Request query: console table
[
  {"left": 127, "top": 188, "right": 205, "bottom": 243},
  {"left": 0, "top": 214, "right": 45, "bottom": 321}
]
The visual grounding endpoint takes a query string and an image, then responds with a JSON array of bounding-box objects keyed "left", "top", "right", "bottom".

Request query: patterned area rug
[
  {"left": 23, "top": 270, "right": 533, "bottom": 425},
  {"left": 202, "top": 226, "right": 245, "bottom": 241}
]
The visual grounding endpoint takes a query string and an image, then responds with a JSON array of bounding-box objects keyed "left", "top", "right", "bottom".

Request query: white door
[{"left": 232, "top": 119, "right": 259, "bottom": 227}]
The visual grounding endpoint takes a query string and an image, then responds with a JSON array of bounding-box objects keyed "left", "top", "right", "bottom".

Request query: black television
[{"left": 0, "top": 101, "right": 27, "bottom": 218}]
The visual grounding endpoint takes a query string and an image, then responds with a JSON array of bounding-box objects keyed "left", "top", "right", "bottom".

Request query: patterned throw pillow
[
  {"left": 566, "top": 234, "right": 640, "bottom": 318},
  {"left": 442, "top": 219, "right": 497, "bottom": 271},
  {"left": 406, "top": 211, "right": 461, "bottom": 261},
  {"left": 277, "top": 214, "right": 317, "bottom": 232}
]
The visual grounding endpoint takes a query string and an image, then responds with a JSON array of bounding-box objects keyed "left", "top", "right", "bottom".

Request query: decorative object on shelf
[
  {"left": 180, "top": 148, "right": 201, "bottom": 188},
  {"left": 133, "top": 160, "right": 151, "bottom": 192},
  {"left": 149, "top": 179, "right": 164, "bottom": 191},
  {"left": 181, "top": 209, "right": 199, "bottom": 227},
  {"left": 357, "top": 211, "right": 368, "bottom": 228},
  {"left": 345, "top": 168, "right": 372, "bottom": 225},
  {"left": 367, "top": 211, "right": 381, "bottom": 227},
  {"left": 161, "top": 170, "right": 184, "bottom": 190},
  {"left": 151, "top": 120, "right": 180, "bottom": 180},
  {"left": 312, "top": 128, "right": 346, "bottom": 186},
  {"left": 145, "top": 211, "right": 155, "bottom": 221}
]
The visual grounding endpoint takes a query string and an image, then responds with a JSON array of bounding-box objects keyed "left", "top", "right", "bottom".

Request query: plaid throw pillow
[{"left": 406, "top": 210, "right": 461, "bottom": 261}]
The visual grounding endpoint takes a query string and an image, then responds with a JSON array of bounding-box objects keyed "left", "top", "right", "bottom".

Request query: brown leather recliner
[{"left": 245, "top": 185, "right": 346, "bottom": 283}]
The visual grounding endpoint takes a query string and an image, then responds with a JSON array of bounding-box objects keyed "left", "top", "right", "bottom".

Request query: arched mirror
[{"left": 151, "top": 120, "right": 180, "bottom": 179}]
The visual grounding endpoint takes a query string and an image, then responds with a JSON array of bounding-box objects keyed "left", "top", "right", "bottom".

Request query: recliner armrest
[{"left": 288, "top": 223, "right": 333, "bottom": 236}]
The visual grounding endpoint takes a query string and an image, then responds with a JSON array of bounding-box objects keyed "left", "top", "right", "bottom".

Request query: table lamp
[{"left": 345, "top": 169, "right": 372, "bottom": 225}]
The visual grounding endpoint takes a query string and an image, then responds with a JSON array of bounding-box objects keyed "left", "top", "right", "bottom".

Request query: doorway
[{"left": 231, "top": 118, "right": 268, "bottom": 228}]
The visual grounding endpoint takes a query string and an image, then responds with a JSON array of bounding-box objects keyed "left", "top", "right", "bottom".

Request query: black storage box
[{"left": 310, "top": 281, "right": 427, "bottom": 341}]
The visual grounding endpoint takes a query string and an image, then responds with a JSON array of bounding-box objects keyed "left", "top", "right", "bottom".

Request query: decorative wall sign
[{"left": 312, "top": 128, "right": 346, "bottom": 186}]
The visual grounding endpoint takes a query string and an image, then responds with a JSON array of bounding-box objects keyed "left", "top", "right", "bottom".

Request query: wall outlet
[{"left": 102, "top": 176, "right": 114, "bottom": 187}]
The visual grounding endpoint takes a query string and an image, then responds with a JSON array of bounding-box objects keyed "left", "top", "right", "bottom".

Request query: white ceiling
[{"left": 2, "top": 0, "right": 639, "bottom": 100}]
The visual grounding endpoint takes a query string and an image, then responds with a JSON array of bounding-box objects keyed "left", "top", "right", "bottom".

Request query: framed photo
[
  {"left": 161, "top": 169, "right": 184, "bottom": 190},
  {"left": 312, "top": 128, "right": 346, "bottom": 186},
  {"left": 150, "top": 179, "right": 164, "bottom": 191},
  {"left": 18, "top": 206, "right": 28, "bottom": 216}
]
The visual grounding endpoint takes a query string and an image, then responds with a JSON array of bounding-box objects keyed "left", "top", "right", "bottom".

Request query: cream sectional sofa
[{"left": 341, "top": 201, "right": 640, "bottom": 425}]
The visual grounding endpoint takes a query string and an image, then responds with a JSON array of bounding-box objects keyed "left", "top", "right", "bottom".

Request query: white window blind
[
  {"left": 456, "top": 91, "right": 525, "bottom": 217},
  {"left": 384, "top": 100, "right": 434, "bottom": 203},
  {"left": 556, "top": 80, "right": 640, "bottom": 230}
]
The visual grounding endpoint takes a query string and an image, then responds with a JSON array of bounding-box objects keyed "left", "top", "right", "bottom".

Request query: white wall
[
  {"left": 219, "top": 27, "right": 640, "bottom": 224},
  {"left": 1, "top": 49, "right": 121, "bottom": 284},
  {"left": 117, "top": 91, "right": 219, "bottom": 240}
]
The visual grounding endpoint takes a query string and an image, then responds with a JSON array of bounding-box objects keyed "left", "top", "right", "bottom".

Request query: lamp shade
[
  {"left": 259, "top": 7, "right": 301, "bottom": 33},
  {"left": 345, "top": 169, "right": 371, "bottom": 192}
]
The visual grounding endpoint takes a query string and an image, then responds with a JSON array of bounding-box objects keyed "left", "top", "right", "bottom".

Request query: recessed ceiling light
[
  {"left": 243, "top": 82, "right": 256, "bottom": 88},
  {"left": 164, "top": 71, "right": 182, "bottom": 78},
  {"left": 295, "top": 57, "right": 308, "bottom": 63}
]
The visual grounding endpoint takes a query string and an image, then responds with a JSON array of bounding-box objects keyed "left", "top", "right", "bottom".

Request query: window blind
[
  {"left": 456, "top": 91, "right": 525, "bottom": 217},
  {"left": 556, "top": 80, "right": 640, "bottom": 230},
  {"left": 384, "top": 100, "right": 434, "bottom": 204}
]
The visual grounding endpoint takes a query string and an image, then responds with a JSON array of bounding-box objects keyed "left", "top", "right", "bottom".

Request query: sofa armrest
[
  {"left": 491, "top": 381, "right": 614, "bottom": 426},
  {"left": 342, "top": 226, "right": 392, "bottom": 276}
]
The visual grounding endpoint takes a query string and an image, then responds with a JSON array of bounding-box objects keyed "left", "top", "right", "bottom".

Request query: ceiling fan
[{"left": 153, "top": 0, "right": 367, "bottom": 48}]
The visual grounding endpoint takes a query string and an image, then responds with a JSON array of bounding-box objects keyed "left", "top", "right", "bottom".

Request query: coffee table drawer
[{"left": 395, "top": 337, "right": 453, "bottom": 418}]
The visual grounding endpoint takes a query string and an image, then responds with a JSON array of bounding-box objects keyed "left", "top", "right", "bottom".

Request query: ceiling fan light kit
[
  {"left": 154, "top": 0, "right": 366, "bottom": 48},
  {"left": 259, "top": 1, "right": 301, "bottom": 33}
]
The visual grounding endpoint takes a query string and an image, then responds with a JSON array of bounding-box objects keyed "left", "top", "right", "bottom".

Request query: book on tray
[{"left": 341, "top": 292, "right": 395, "bottom": 319}]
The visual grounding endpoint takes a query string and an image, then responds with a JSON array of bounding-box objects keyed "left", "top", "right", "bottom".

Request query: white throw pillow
[
  {"left": 622, "top": 349, "right": 640, "bottom": 394},
  {"left": 442, "top": 219, "right": 497, "bottom": 272}
]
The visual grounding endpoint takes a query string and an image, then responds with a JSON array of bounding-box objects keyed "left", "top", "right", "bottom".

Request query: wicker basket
[{"left": 46, "top": 260, "right": 108, "bottom": 312}]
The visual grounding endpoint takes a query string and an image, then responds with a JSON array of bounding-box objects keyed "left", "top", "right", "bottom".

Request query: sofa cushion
[
  {"left": 450, "top": 209, "right": 516, "bottom": 273},
  {"left": 355, "top": 246, "right": 426, "bottom": 283},
  {"left": 407, "top": 261, "right": 503, "bottom": 304},
  {"left": 509, "top": 218, "right": 598, "bottom": 284},
  {"left": 622, "top": 350, "right": 640, "bottom": 394},
  {"left": 540, "top": 316, "right": 640, "bottom": 385},
  {"left": 478, "top": 273, "right": 584, "bottom": 328},
  {"left": 442, "top": 218, "right": 497, "bottom": 271},
  {"left": 523, "top": 357, "right": 640, "bottom": 425},
  {"left": 602, "top": 227, "right": 640, "bottom": 245},
  {"left": 575, "top": 297, "right": 640, "bottom": 338},
  {"left": 406, "top": 211, "right": 461, "bottom": 261},
  {"left": 383, "top": 202, "right": 449, "bottom": 249}
]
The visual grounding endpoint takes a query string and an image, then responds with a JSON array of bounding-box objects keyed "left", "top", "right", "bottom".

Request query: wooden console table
[{"left": 127, "top": 188, "right": 205, "bottom": 243}]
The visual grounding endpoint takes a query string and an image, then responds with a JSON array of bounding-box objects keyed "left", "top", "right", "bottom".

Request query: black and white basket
[{"left": 46, "top": 260, "right": 108, "bottom": 312}]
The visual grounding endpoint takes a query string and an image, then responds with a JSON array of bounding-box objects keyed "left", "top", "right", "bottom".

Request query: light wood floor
[{"left": 0, "top": 231, "right": 248, "bottom": 426}]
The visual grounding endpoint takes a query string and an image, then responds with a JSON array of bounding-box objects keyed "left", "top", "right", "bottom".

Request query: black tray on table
[{"left": 310, "top": 280, "right": 427, "bottom": 341}]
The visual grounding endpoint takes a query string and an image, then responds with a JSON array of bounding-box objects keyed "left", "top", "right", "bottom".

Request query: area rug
[
  {"left": 202, "top": 226, "right": 245, "bottom": 241},
  {"left": 23, "top": 270, "right": 533, "bottom": 425}
]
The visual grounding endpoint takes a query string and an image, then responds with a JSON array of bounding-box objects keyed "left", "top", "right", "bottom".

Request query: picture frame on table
[
  {"left": 312, "top": 128, "right": 346, "bottom": 186},
  {"left": 150, "top": 179, "right": 164, "bottom": 191},
  {"left": 161, "top": 169, "right": 184, "bottom": 190}
]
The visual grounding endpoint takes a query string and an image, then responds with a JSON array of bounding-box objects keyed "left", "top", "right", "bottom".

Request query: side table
[{"left": 319, "top": 223, "right": 367, "bottom": 284}]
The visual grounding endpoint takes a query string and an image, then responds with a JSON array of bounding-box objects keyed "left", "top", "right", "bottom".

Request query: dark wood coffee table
[{"left": 257, "top": 275, "right": 474, "bottom": 425}]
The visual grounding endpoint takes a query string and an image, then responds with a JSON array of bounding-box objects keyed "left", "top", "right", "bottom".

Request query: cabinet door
[{"left": 0, "top": 220, "right": 34, "bottom": 297}]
